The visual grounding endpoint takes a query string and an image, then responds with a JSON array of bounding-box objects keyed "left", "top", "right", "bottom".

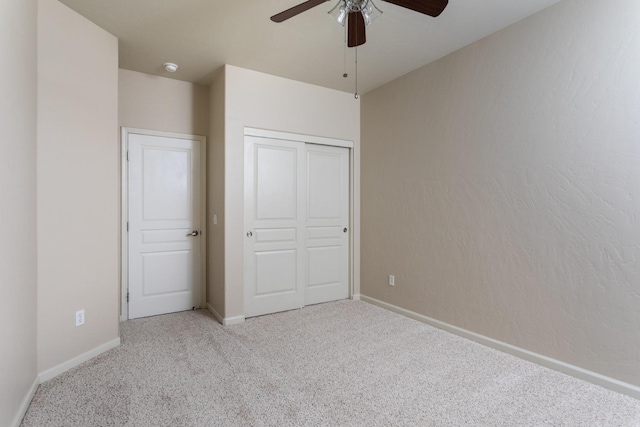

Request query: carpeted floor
[{"left": 21, "top": 300, "right": 640, "bottom": 426}]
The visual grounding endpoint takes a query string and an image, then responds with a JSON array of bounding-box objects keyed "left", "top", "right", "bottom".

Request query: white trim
[
  {"left": 244, "top": 127, "right": 353, "bottom": 149},
  {"left": 243, "top": 127, "right": 358, "bottom": 311},
  {"left": 360, "top": 295, "right": 640, "bottom": 400},
  {"left": 208, "top": 303, "right": 246, "bottom": 326},
  {"left": 38, "top": 338, "right": 121, "bottom": 383},
  {"left": 121, "top": 127, "right": 207, "bottom": 321},
  {"left": 11, "top": 376, "right": 39, "bottom": 427},
  {"left": 120, "top": 127, "right": 128, "bottom": 322},
  {"left": 223, "top": 315, "right": 245, "bottom": 326},
  {"left": 207, "top": 303, "right": 224, "bottom": 324},
  {"left": 349, "top": 148, "right": 356, "bottom": 300}
]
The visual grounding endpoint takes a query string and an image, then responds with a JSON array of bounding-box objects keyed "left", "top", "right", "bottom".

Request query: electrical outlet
[
  {"left": 75, "top": 309, "right": 85, "bottom": 326},
  {"left": 388, "top": 275, "right": 395, "bottom": 286}
]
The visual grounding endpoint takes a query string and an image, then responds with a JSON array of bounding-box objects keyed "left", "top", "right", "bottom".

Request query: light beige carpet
[{"left": 21, "top": 301, "right": 640, "bottom": 426}]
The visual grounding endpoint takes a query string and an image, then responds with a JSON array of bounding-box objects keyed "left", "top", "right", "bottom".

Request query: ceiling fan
[{"left": 271, "top": 0, "right": 449, "bottom": 47}]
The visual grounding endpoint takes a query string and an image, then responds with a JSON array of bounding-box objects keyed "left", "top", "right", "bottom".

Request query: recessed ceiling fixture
[
  {"left": 271, "top": 0, "right": 449, "bottom": 97},
  {"left": 163, "top": 62, "right": 179, "bottom": 73}
]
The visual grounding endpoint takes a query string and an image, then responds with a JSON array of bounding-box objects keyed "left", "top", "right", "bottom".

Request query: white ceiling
[{"left": 58, "top": 0, "right": 562, "bottom": 94}]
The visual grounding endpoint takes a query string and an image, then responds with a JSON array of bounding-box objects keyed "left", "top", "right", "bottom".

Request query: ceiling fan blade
[
  {"left": 270, "top": 0, "right": 329, "bottom": 23},
  {"left": 347, "top": 11, "right": 366, "bottom": 47},
  {"left": 382, "top": 0, "right": 448, "bottom": 17}
]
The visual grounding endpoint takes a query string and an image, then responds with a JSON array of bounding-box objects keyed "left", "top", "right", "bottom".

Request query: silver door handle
[
  {"left": 186, "top": 230, "right": 199, "bottom": 237},
  {"left": 343, "top": 228, "right": 348, "bottom": 233},
  {"left": 247, "top": 231, "right": 253, "bottom": 238}
]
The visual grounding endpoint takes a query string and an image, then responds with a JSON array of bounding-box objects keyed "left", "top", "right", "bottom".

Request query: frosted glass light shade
[
  {"left": 362, "top": 0, "right": 382, "bottom": 26},
  {"left": 329, "top": 1, "right": 347, "bottom": 26}
]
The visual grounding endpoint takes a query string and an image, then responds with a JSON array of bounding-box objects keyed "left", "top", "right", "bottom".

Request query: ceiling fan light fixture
[
  {"left": 362, "top": 0, "right": 382, "bottom": 26},
  {"left": 330, "top": 0, "right": 381, "bottom": 27},
  {"left": 271, "top": 0, "right": 449, "bottom": 99},
  {"left": 328, "top": 1, "right": 347, "bottom": 26}
]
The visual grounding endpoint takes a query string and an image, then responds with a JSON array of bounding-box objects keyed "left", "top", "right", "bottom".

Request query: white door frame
[
  {"left": 121, "top": 127, "right": 207, "bottom": 321},
  {"left": 243, "top": 127, "right": 356, "bottom": 302}
]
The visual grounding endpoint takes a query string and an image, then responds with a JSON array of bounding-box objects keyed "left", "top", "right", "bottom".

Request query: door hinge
[
  {"left": 127, "top": 222, "right": 129, "bottom": 232},
  {"left": 126, "top": 291, "right": 129, "bottom": 303},
  {"left": 126, "top": 151, "right": 129, "bottom": 161}
]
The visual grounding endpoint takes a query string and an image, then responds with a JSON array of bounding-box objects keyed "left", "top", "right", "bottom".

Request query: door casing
[
  {"left": 121, "top": 127, "right": 207, "bottom": 321},
  {"left": 242, "top": 128, "right": 356, "bottom": 316}
]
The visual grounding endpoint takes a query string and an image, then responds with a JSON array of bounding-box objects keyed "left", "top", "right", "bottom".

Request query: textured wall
[
  {"left": 0, "top": 0, "right": 37, "bottom": 424},
  {"left": 119, "top": 69, "right": 210, "bottom": 137},
  {"left": 361, "top": 0, "right": 640, "bottom": 386},
  {"left": 37, "top": 0, "right": 119, "bottom": 373}
]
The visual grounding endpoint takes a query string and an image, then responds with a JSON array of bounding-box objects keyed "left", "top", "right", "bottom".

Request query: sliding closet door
[
  {"left": 244, "top": 136, "right": 350, "bottom": 318},
  {"left": 244, "top": 137, "right": 306, "bottom": 318},
  {"left": 305, "top": 144, "right": 350, "bottom": 306}
]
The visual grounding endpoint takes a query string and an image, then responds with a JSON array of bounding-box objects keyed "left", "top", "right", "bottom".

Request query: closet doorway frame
[{"left": 243, "top": 127, "right": 358, "bottom": 304}]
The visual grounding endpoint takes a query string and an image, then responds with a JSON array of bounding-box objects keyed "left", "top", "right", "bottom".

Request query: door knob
[
  {"left": 186, "top": 230, "right": 199, "bottom": 237},
  {"left": 247, "top": 231, "right": 253, "bottom": 238},
  {"left": 343, "top": 228, "right": 348, "bottom": 233}
]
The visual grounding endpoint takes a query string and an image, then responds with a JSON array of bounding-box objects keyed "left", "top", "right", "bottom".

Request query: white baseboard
[
  {"left": 351, "top": 294, "right": 361, "bottom": 301},
  {"left": 360, "top": 295, "right": 640, "bottom": 400},
  {"left": 11, "top": 376, "right": 39, "bottom": 427},
  {"left": 38, "top": 338, "right": 121, "bottom": 383},
  {"left": 223, "top": 315, "right": 245, "bottom": 326},
  {"left": 207, "top": 303, "right": 224, "bottom": 324},
  {"left": 207, "top": 303, "right": 245, "bottom": 326}
]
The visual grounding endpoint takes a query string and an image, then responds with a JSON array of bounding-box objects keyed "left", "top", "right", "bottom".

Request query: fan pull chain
[
  {"left": 354, "top": 8, "right": 359, "bottom": 100},
  {"left": 343, "top": 22, "right": 348, "bottom": 78},
  {"left": 354, "top": 45, "right": 359, "bottom": 99}
]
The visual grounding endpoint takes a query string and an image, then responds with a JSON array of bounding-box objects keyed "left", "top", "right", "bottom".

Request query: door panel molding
[{"left": 121, "top": 127, "right": 206, "bottom": 321}]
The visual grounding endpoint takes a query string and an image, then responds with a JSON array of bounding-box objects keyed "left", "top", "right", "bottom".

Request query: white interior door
[
  {"left": 128, "top": 132, "right": 203, "bottom": 319},
  {"left": 244, "top": 137, "right": 306, "bottom": 318},
  {"left": 305, "top": 144, "right": 350, "bottom": 305},
  {"left": 244, "top": 136, "right": 350, "bottom": 318}
]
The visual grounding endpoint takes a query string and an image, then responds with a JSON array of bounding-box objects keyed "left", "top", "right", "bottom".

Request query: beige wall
[
  {"left": 207, "top": 69, "right": 226, "bottom": 316},
  {"left": 37, "top": 0, "right": 119, "bottom": 373},
  {"left": 0, "top": 0, "right": 38, "bottom": 425},
  {"left": 361, "top": 0, "right": 640, "bottom": 386},
  {"left": 119, "top": 69, "right": 210, "bottom": 137},
  {"left": 223, "top": 65, "right": 361, "bottom": 318}
]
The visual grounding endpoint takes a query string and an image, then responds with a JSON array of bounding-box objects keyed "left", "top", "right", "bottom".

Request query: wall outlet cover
[{"left": 76, "top": 309, "right": 85, "bottom": 326}]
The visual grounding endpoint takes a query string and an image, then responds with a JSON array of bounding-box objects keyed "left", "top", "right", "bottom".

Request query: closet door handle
[{"left": 247, "top": 231, "right": 253, "bottom": 238}]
